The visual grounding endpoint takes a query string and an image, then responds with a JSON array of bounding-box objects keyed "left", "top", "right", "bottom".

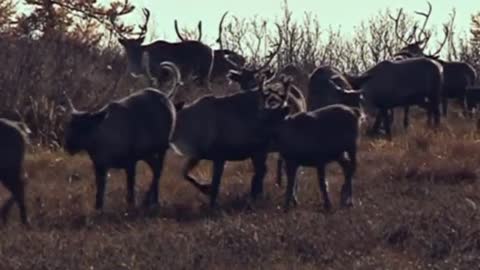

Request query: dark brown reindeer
[
  {"left": 173, "top": 11, "right": 246, "bottom": 83},
  {"left": 212, "top": 12, "right": 246, "bottom": 82},
  {"left": 110, "top": 8, "right": 214, "bottom": 89},
  {"left": 0, "top": 119, "right": 30, "bottom": 225},
  {"left": 170, "top": 74, "right": 294, "bottom": 208},
  {"left": 223, "top": 31, "right": 309, "bottom": 188},
  {"left": 63, "top": 62, "right": 181, "bottom": 210},
  {"left": 269, "top": 104, "right": 363, "bottom": 211},
  {"left": 389, "top": 3, "right": 477, "bottom": 118},
  {"left": 349, "top": 57, "right": 443, "bottom": 138}
]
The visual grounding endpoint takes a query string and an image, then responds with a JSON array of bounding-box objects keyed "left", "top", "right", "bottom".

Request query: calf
[{"left": 269, "top": 105, "right": 363, "bottom": 211}]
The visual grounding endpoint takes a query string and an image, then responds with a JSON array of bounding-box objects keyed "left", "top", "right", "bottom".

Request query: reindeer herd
[{"left": 1, "top": 2, "right": 479, "bottom": 225}]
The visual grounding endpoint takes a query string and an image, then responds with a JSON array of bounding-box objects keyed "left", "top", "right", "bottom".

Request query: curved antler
[
  {"left": 197, "top": 21, "right": 202, "bottom": 41},
  {"left": 388, "top": 8, "right": 409, "bottom": 45},
  {"left": 255, "top": 23, "right": 283, "bottom": 72},
  {"left": 157, "top": 62, "right": 183, "bottom": 99},
  {"left": 428, "top": 9, "right": 455, "bottom": 57},
  {"left": 413, "top": 1, "right": 432, "bottom": 49},
  {"left": 174, "top": 20, "right": 186, "bottom": 41},
  {"left": 136, "top": 8, "right": 150, "bottom": 38},
  {"left": 174, "top": 20, "right": 202, "bottom": 41},
  {"left": 216, "top": 11, "right": 229, "bottom": 50}
]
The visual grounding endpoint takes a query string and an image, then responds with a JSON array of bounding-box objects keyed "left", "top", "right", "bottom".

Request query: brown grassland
[
  {"left": 1, "top": 108, "right": 480, "bottom": 270},
  {"left": 1, "top": 2, "right": 480, "bottom": 268}
]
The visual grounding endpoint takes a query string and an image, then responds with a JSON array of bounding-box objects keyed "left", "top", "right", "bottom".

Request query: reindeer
[
  {"left": 173, "top": 11, "right": 246, "bottom": 83},
  {"left": 0, "top": 119, "right": 30, "bottom": 225},
  {"left": 110, "top": 8, "right": 214, "bottom": 89},
  {"left": 351, "top": 57, "right": 443, "bottom": 138},
  {"left": 170, "top": 74, "right": 293, "bottom": 208},
  {"left": 389, "top": 2, "right": 476, "bottom": 118},
  {"left": 269, "top": 104, "right": 363, "bottom": 211},
  {"left": 63, "top": 62, "right": 181, "bottom": 210}
]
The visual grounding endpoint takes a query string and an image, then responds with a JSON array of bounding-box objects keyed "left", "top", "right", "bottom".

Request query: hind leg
[
  {"left": 181, "top": 157, "right": 210, "bottom": 194},
  {"left": 338, "top": 149, "right": 357, "bottom": 208},
  {"left": 1, "top": 176, "right": 27, "bottom": 225},
  {"left": 316, "top": 164, "right": 331, "bottom": 211},
  {"left": 125, "top": 163, "right": 137, "bottom": 207},
  {"left": 250, "top": 152, "right": 267, "bottom": 200},
  {"left": 284, "top": 160, "right": 298, "bottom": 212},
  {"left": 276, "top": 157, "right": 284, "bottom": 187},
  {"left": 144, "top": 152, "right": 166, "bottom": 207}
]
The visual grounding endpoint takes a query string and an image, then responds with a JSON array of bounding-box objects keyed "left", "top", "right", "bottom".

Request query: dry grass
[{"left": 1, "top": 111, "right": 480, "bottom": 270}]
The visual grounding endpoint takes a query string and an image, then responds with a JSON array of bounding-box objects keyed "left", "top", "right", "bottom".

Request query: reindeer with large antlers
[
  {"left": 389, "top": 2, "right": 477, "bottom": 118},
  {"left": 211, "top": 12, "right": 246, "bottom": 82},
  {"left": 110, "top": 8, "right": 214, "bottom": 89},
  {"left": 172, "top": 12, "right": 246, "bottom": 83}
]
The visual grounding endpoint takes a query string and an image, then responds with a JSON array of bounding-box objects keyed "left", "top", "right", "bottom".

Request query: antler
[
  {"left": 429, "top": 9, "right": 455, "bottom": 57},
  {"left": 388, "top": 8, "right": 409, "bottom": 45},
  {"left": 174, "top": 20, "right": 186, "bottom": 41},
  {"left": 413, "top": 1, "right": 432, "bottom": 48},
  {"left": 255, "top": 23, "right": 283, "bottom": 72},
  {"left": 216, "top": 11, "right": 229, "bottom": 50},
  {"left": 137, "top": 8, "right": 150, "bottom": 38},
  {"left": 174, "top": 20, "right": 202, "bottom": 41}
]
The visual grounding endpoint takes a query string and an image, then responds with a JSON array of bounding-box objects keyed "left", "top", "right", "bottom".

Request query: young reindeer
[
  {"left": 0, "top": 118, "right": 30, "bottom": 225},
  {"left": 110, "top": 8, "right": 213, "bottom": 89},
  {"left": 64, "top": 62, "right": 181, "bottom": 210},
  {"left": 267, "top": 99, "right": 364, "bottom": 211}
]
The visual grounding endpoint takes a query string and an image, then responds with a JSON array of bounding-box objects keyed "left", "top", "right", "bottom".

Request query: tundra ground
[{"left": 1, "top": 112, "right": 480, "bottom": 270}]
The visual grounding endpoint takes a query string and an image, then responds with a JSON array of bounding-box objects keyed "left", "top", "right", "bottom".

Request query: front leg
[
  {"left": 210, "top": 160, "right": 226, "bottom": 208},
  {"left": 125, "top": 163, "right": 136, "bottom": 207},
  {"left": 250, "top": 152, "right": 268, "bottom": 200},
  {"left": 94, "top": 164, "right": 108, "bottom": 210}
]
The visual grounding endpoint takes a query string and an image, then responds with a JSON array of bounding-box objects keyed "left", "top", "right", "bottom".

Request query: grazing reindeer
[
  {"left": 389, "top": 3, "right": 476, "bottom": 118},
  {"left": 110, "top": 8, "right": 213, "bottom": 89},
  {"left": 64, "top": 62, "right": 181, "bottom": 210},
  {"left": 170, "top": 72, "right": 293, "bottom": 208},
  {"left": 0, "top": 119, "right": 29, "bottom": 225},
  {"left": 268, "top": 104, "right": 363, "bottom": 211},
  {"left": 351, "top": 57, "right": 443, "bottom": 138}
]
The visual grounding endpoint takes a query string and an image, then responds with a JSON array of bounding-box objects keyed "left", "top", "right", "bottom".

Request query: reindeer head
[
  {"left": 227, "top": 24, "right": 283, "bottom": 91},
  {"left": 389, "top": 1, "right": 454, "bottom": 60},
  {"left": 110, "top": 8, "right": 151, "bottom": 76},
  {"left": 257, "top": 74, "right": 292, "bottom": 125}
]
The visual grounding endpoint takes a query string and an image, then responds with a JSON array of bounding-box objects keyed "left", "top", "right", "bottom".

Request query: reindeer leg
[
  {"left": 284, "top": 160, "right": 298, "bottom": 212},
  {"left": 209, "top": 160, "right": 225, "bottom": 208},
  {"left": 94, "top": 165, "right": 108, "bottom": 210},
  {"left": 250, "top": 152, "right": 268, "bottom": 200},
  {"left": 276, "top": 156, "right": 284, "bottom": 187},
  {"left": 125, "top": 163, "right": 137, "bottom": 207},
  {"left": 338, "top": 149, "right": 357, "bottom": 208},
  {"left": 182, "top": 158, "right": 211, "bottom": 195},
  {"left": 143, "top": 152, "right": 166, "bottom": 207}
]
